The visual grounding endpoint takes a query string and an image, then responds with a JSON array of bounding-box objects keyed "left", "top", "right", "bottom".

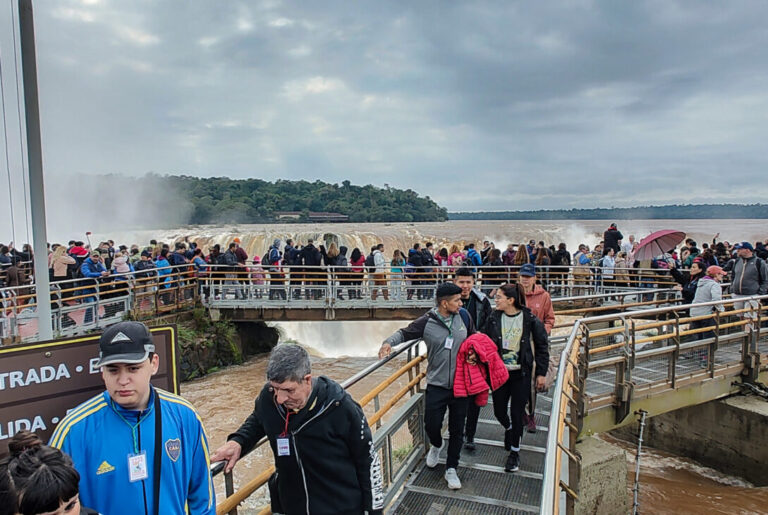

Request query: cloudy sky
[{"left": 1, "top": 0, "right": 767, "bottom": 221}]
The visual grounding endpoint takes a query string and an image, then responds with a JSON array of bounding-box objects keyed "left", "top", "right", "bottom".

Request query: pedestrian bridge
[
  {"left": 1, "top": 264, "right": 679, "bottom": 343},
  {"left": 200, "top": 265, "right": 677, "bottom": 321},
  {"left": 211, "top": 294, "right": 768, "bottom": 514}
]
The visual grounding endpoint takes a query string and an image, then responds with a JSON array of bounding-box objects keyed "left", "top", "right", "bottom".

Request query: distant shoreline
[{"left": 449, "top": 204, "right": 768, "bottom": 220}]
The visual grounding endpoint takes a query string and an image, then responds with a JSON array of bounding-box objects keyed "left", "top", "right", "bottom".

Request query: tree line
[
  {"left": 450, "top": 204, "right": 768, "bottom": 220},
  {"left": 92, "top": 174, "right": 448, "bottom": 224}
]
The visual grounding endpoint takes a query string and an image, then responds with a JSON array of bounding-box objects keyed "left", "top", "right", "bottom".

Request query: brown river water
[{"left": 181, "top": 322, "right": 768, "bottom": 514}]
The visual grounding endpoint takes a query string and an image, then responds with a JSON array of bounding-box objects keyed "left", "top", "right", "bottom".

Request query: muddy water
[
  {"left": 602, "top": 433, "right": 768, "bottom": 514},
  {"left": 182, "top": 320, "right": 768, "bottom": 513}
]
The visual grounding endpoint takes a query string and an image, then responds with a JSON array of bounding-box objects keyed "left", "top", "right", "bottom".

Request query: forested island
[
  {"left": 97, "top": 174, "right": 448, "bottom": 224},
  {"left": 450, "top": 204, "right": 768, "bottom": 220}
]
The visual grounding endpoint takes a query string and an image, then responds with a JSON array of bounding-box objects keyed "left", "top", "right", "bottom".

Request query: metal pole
[
  {"left": 632, "top": 409, "right": 648, "bottom": 515},
  {"left": 18, "top": 0, "right": 52, "bottom": 341}
]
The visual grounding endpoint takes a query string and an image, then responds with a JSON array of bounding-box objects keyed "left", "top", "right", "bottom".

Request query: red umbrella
[{"left": 633, "top": 230, "right": 686, "bottom": 261}]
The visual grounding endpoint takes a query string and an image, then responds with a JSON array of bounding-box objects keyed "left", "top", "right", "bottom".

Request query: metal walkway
[{"left": 390, "top": 395, "right": 553, "bottom": 514}]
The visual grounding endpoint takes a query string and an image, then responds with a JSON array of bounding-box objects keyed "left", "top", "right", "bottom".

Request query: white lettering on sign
[
  {"left": 0, "top": 416, "right": 47, "bottom": 440},
  {"left": 0, "top": 364, "right": 71, "bottom": 390},
  {"left": 89, "top": 358, "right": 101, "bottom": 374}
]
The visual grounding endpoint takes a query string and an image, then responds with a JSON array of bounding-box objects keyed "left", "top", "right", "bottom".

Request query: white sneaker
[
  {"left": 444, "top": 467, "right": 461, "bottom": 490},
  {"left": 426, "top": 440, "right": 443, "bottom": 468}
]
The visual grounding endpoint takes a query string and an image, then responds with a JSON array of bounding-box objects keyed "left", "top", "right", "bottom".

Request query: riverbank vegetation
[{"left": 94, "top": 173, "right": 448, "bottom": 224}]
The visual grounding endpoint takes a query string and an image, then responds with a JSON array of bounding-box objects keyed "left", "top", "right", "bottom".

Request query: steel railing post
[{"left": 223, "top": 471, "right": 237, "bottom": 515}]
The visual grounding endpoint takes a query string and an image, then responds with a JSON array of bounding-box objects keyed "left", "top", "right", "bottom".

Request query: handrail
[
  {"left": 540, "top": 292, "right": 768, "bottom": 514},
  {"left": 212, "top": 338, "right": 425, "bottom": 515}
]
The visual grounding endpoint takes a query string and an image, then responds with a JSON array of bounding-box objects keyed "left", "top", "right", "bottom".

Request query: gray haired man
[{"left": 211, "top": 344, "right": 384, "bottom": 515}]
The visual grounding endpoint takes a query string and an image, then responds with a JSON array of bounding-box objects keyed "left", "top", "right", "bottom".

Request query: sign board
[{"left": 0, "top": 325, "right": 179, "bottom": 456}]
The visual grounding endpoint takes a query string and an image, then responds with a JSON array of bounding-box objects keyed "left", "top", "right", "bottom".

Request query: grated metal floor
[{"left": 390, "top": 394, "right": 552, "bottom": 514}]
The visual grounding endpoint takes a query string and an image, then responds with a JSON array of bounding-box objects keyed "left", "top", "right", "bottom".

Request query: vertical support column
[{"left": 18, "top": 0, "right": 52, "bottom": 341}]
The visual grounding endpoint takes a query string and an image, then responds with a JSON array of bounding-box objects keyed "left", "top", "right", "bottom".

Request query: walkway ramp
[{"left": 390, "top": 394, "right": 553, "bottom": 514}]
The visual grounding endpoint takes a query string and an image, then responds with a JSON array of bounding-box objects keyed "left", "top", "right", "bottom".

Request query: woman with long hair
[
  {"left": 51, "top": 245, "right": 76, "bottom": 283},
  {"left": 349, "top": 247, "right": 365, "bottom": 299},
  {"left": 484, "top": 283, "right": 549, "bottom": 472},
  {"left": 510, "top": 243, "right": 529, "bottom": 283}
]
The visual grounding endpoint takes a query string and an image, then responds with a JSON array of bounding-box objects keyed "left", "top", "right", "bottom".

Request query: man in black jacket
[
  {"left": 299, "top": 239, "right": 323, "bottom": 299},
  {"left": 211, "top": 344, "right": 384, "bottom": 515},
  {"left": 603, "top": 223, "right": 624, "bottom": 254}
]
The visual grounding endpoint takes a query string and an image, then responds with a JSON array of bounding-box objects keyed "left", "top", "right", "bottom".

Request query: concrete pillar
[{"left": 574, "top": 436, "right": 630, "bottom": 515}]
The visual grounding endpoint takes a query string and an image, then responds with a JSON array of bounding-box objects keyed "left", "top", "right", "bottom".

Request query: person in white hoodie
[{"left": 371, "top": 243, "right": 390, "bottom": 300}]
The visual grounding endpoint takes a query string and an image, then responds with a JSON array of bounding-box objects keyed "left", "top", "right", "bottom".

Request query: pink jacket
[
  {"left": 454, "top": 333, "right": 510, "bottom": 406},
  {"left": 525, "top": 285, "right": 555, "bottom": 334}
]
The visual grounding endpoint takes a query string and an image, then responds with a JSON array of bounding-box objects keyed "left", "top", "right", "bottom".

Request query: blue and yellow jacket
[{"left": 50, "top": 387, "right": 215, "bottom": 515}]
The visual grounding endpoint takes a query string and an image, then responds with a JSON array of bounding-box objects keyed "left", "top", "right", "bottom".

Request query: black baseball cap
[
  {"left": 436, "top": 282, "right": 462, "bottom": 300},
  {"left": 96, "top": 321, "right": 156, "bottom": 367}
]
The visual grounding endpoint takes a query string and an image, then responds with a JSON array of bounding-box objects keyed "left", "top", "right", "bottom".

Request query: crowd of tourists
[{"left": 3, "top": 224, "right": 768, "bottom": 303}]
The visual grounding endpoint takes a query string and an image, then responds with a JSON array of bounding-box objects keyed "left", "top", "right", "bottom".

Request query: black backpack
[{"left": 365, "top": 253, "right": 375, "bottom": 272}]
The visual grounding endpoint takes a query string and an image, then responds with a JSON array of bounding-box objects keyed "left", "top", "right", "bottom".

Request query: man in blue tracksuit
[{"left": 50, "top": 321, "right": 215, "bottom": 515}]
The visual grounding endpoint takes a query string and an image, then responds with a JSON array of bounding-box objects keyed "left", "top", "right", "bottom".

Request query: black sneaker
[
  {"left": 505, "top": 451, "right": 520, "bottom": 472},
  {"left": 464, "top": 437, "right": 476, "bottom": 451},
  {"left": 504, "top": 429, "right": 514, "bottom": 451}
]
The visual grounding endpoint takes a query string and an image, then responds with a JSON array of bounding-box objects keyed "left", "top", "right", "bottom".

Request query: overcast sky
[{"left": 2, "top": 0, "right": 767, "bottom": 217}]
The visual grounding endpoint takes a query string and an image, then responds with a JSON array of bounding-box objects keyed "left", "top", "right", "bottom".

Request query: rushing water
[
  {"left": 602, "top": 433, "right": 768, "bottom": 514},
  {"left": 182, "top": 319, "right": 768, "bottom": 513},
  {"left": 89, "top": 219, "right": 768, "bottom": 261}
]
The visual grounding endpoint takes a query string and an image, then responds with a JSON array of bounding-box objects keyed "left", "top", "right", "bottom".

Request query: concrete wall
[
  {"left": 575, "top": 436, "right": 630, "bottom": 515},
  {"left": 613, "top": 395, "right": 768, "bottom": 487}
]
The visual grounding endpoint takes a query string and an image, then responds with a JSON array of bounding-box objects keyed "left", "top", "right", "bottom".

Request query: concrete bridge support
[{"left": 573, "top": 436, "right": 630, "bottom": 515}]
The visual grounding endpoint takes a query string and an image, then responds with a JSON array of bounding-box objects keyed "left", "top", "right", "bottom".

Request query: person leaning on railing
[{"left": 211, "top": 344, "right": 384, "bottom": 515}]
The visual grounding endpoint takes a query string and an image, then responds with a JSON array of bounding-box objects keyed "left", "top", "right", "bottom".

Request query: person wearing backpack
[
  {"left": 379, "top": 283, "right": 476, "bottom": 490},
  {"left": 365, "top": 246, "right": 377, "bottom": 299},
  {"left": 550, "top": 243, "right": 571, "bottom": 295},
  {"left": 407, "top": 244, "right": 424, "bottom": 299},
  {"left": 299, "top": 239, "right": 322, "bottom": 299},
  {"left": 267, "top": 239, "right": 286, "bottom": 300},
  {"left": 222, "top": 243, "right": 242, "bottom": 299}
]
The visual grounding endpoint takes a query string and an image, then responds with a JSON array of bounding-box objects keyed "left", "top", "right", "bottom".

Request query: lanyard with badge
[
  {"left": 277, "top": 411, "right": 291, "bottom": 456},
  {"left": 439, "top": 314, "right": 455, "bottom": 350},
  {"left": 111, "top": 392, "right": 163, "bottom": 515}
]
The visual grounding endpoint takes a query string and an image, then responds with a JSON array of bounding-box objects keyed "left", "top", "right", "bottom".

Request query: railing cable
[
  {"left": 10, "top": 0, "right": 30, "bottom": 245},
  {"left": 0, "top": 35, "right": 18, "bottom": 246}
]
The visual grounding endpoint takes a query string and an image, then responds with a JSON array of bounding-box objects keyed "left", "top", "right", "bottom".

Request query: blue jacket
[
  {"left": 80, "top": 257, "right": 107, "bottom": 279},
  {"left": 50, "top": 387, "right": 215, "bottom": 515},
  {"left": 80, "top": 258, "right": 107, "bottom": 295},
  {"left": 466, "top": 248, "right": 482, "bottom": 267},
  {"left": 156, "top": 258, "right": 172, "bottom": 286}
]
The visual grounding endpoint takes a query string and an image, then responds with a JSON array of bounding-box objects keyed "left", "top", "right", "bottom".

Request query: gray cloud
[{"left": 1, "top": 0, "right": 767, "bottom": 230}]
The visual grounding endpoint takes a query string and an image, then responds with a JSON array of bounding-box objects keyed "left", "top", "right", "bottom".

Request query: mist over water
[{"left": 276, "top": 320, "right": 408, "bottom": 358}]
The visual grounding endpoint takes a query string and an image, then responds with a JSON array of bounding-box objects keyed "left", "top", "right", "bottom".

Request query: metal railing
[
  {"left": 0, "top": 264, "right": 197, "bottom": 343},
  {"left": 0, "top": 261, "right": 684, "bottom": 343},
  {"left": 541, "top": 294, "right": 768, "bottom": 514},
  {"left": 201, "top": 264, "right": 676, "bottom": 310},
  {"left": 211, "top": 338, "right": 427, "bottom": 515}
]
